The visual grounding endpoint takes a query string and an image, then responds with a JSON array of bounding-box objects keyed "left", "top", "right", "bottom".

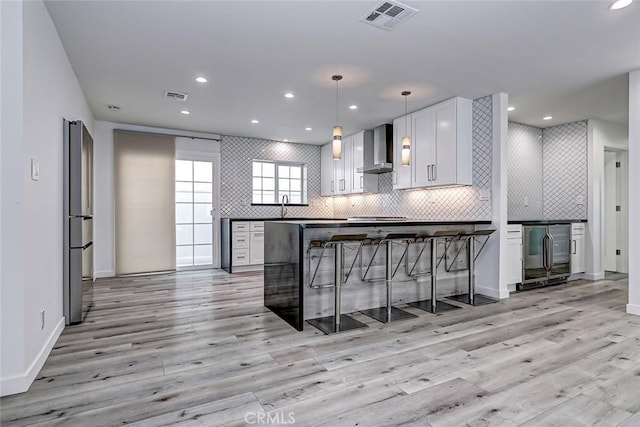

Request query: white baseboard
[
  {"left": 475, "top": 284, "right": 510, "bottom": 299},
  {"left": 94, "top": 270, "right": 115, "bottom": 278},
  {"left": 583, "top": 272, "right": 605, "bottom": 281},
  {"left": 627, "top": 304, "right": 640, "bottom": 316},
  {"left": 0, "top": 317, "right": 64, "bottom": 397}
]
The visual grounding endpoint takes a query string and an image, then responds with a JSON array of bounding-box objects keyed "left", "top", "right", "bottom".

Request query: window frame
[{"left": 251, "top": 159, "right": 308, "bottom": 206}]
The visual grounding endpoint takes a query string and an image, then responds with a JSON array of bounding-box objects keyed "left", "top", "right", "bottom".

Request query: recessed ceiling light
[
  {"left": 251, "top": 119, "right": 259, "bottom": 124},
  {"left": 284, "top": 92, "right": 295, "bottom": 99},
  {"left": 609, "top": 0, "right": 632, "bottom": 10},
  {"left": 507, "top": 106, "right": 515, "bottom": 112},
  {"left": 349, "top": 105, "right": 358, "bottom": 110},
  {"left": 283, "top": 139, "right": 289, "bottom": 142},
  {"left": 543, "top": 116, "right": 552, "bottom": 120},
  {"left": 195, "top": 76, "right": 207, "bottom": 83},
  {"left": 181, "top": 110, "right": 191, "bottom": 115},
  {"left": 305, "top": 127, "right": 312, "bottom": 131}
]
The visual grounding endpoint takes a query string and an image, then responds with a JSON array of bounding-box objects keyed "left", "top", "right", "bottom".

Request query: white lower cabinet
[
  {"left": 506, "top": 224, "right": 523, "bottom": 285},
  {"left": 231, "top": 221, "right": 264, "bottom": 270},
  {"left": 571, "top": 223, "right": 586, "bottom": 274}
]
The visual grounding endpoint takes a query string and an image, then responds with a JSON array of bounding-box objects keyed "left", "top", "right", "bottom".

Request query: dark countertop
[
  {"left": 267, "top": 219, "right": 492, "bottom": 229},
  {"left": 508, "top": 219, "right": 587, "bottom": 225},
  {"left": 222, "top": 217, "right": 342, "bottom": 221}
]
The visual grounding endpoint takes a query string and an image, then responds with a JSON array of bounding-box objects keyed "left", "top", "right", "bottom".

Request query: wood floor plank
[{"left": 0, "top": 270, "right": 635, "bottom": 427}]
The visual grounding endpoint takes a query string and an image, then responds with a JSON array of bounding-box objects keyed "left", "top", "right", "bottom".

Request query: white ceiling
[{"left": 45, "top": 0, "right": 640, "bottom": 145}]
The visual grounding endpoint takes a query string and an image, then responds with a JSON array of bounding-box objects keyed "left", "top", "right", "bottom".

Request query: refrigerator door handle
[
  {"left": 547, "top": 233, "right": 555, "bottom": 271},
  {"left": 542, "top": 234, "right": 551, "bottom": 271}
]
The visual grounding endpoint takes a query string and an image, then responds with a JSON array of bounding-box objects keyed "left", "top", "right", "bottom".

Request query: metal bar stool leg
[
  {"left": 448, "top": 233, "right": 499, "bottom": 306},
  {"left": 408, "top": 237, "right": 461, "bottom": 314},
  {"left": 307, "top": 235, "right": 369, "bottom": 334},
  {"left": 360, "top": 235, "right": 418, "bottom": 323}
]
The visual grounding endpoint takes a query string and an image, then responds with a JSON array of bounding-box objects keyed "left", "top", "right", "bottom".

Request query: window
[{"left": 252, "top": 160, "right": 307, "bottom": 204}]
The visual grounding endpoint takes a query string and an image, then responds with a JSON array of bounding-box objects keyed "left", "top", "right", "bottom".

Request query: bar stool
[
  {"left": 359, "top": 233, "right": 419, "bottom": 323},
  {"left": 448, "top": 229, "right": 498, "bottom": 306},
  {"left": 408, "top": 230, "right": 464, "bottom": 314},
  {"left": 306, "top": 234, "right": 369, "bottom": 334}
]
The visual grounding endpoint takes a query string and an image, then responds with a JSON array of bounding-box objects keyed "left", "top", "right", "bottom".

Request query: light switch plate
[
  {"left": 523, "top": 196, "right": 529, "bottom": 207},
  {"left": 31, "top": 159, "right": 40, "bottom": 181}
]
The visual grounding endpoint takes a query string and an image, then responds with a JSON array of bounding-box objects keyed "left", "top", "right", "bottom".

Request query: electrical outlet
[
  {"left": 31, "top": 159, "right": 40, "bottom": 181},
  {"left": 576, "top": 196, "right": 585, "bottom": 206},
  {"left": 479, "top": 189, "right": 490, "bottom": 202},
  {"left": 40, "top": 309, "right": 45, "bottom": 330},
  {"left": 523, "top": 196, "right": 529, "bottom": 207}
]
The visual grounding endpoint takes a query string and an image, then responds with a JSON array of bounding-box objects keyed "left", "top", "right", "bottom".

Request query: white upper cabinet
[
  {"left": 320, "top": 143, "right": 334, "bottom": 196},
  {"left": 393, "top": 96, "right": 473, "bottom": 189},
  {"left": 320, "top": 130, "right": 378, "bottom": 196}
]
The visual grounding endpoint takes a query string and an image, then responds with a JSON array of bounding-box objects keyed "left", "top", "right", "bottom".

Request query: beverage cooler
[{"left": 520, "top": 224, "right": 571, "bottom": 289}]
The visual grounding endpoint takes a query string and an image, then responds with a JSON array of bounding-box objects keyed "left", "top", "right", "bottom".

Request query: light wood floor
[{"left": 1, "top": 270, "right": 639, "bottom": 426}]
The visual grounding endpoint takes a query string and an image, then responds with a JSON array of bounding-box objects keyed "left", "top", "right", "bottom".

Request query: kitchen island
[{"left": 264, "top": 219, "right": 492, "bottom": 331}]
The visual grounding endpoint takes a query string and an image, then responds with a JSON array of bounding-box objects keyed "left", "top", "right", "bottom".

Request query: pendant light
[
  {"left": 401, "top": 91, "right": 411, "bottom": 167},
  {"left": 332, "top": 75, "right": 343, "bottom": 160}
]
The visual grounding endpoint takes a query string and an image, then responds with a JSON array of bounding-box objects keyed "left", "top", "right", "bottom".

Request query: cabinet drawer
[
  {"left": 232, "top": 221, "right": 250, "bottom": 232},
  {"left": 232, "top": 232, "right": 250, "bottom": 249},
  {"left": 250, "top": 221, "right": 264, "bottom": 231},
  {"left": 571, "top": 223, "right": 585, "bottom": 235},
  {"left": 233, "top": 248, "right": 250, "bottom": 266},
  {"left": 506, "top": 224, "right": 522, "bottom": 239}
]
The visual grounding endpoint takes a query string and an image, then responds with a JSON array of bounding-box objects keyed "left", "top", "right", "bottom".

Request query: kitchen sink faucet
[{"left": 281, "top": 194, "right": 289, "bottom": 218}]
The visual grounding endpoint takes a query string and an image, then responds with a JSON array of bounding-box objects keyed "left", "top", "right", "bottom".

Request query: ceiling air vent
[
  {"left": 360, "top": 1, "right": 418, "bottom": 31},
  {"left": 165, "top": 91, "right": 188, "bottom": 102}
]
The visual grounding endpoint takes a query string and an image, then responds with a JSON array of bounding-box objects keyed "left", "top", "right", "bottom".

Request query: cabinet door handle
[
  {"left": 331, "top": 181, "right": 334, "bottom": 192},
  {"left": 339, "top": 179, "right": 345, "bottom": 191},
  {"left": 360, "top": 175, "right": 364, "bottom": 189},
  {"left": 432, "top": 164, "right": 437, "bottom": 181},
  {"left": 572, "top": 239, "right": 576, "bottom": 254},
  {"left": 427, "top": 165, "right": 431, "bottom": 181}
]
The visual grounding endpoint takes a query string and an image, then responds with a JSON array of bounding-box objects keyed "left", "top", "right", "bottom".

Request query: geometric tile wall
[
  {"left": 507, "top": 120, "right": 588, "bottom": 221},
  {"left": 333, "top": 96, "right": 494, "bottom": 221},
  {"left": 220, "top": 136, "right": 333, "bottom": 218},
  {"left": 542, "top": 120, "right": 588, "bottom": 220},
  {"left": 507, "top": 122, "right": 544, "bottom": 220}
]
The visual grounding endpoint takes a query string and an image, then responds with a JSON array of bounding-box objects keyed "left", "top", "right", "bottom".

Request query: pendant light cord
[
  {"left": 404, "top": 94, "right": 408, "bottom": 135},
  {"left": 336, "top": 78, "right": 340, "bottom": 125}
]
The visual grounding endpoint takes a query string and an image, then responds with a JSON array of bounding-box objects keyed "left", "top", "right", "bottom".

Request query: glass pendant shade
[
  {"left": 332, "top": 125, "right": 342, "bottom": 160},
  {"left": 401, "top": 135, "right": 411, "bottom": 166}
]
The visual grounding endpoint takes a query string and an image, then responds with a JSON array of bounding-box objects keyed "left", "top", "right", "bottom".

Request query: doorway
[
  {"left": 175, "top": 137, "right": 221, "bottom": 269},
  {"left": 603, "top": 150, "right": 628, "bottom": 273},
  {"left": 175, "top": 160, "right": 214, "bottom": 267}
]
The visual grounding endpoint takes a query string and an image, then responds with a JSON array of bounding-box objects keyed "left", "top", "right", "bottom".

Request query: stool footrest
[
  {"left": 360, "top": 306, "right": 417, "bottom": 323},
  {"left": 408, "top": 299, "right": 461, "bottom": 314},
  {"left": 307, "top": 315, "right": 368, "bottom": 334},
  {"left": 447, "top": 293, "right": 499, "bottom": 306}
]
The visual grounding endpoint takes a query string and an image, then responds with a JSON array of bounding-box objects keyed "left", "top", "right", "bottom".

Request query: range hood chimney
[{"left": 357, "top": 124, "right": 393, "bottom": 174}]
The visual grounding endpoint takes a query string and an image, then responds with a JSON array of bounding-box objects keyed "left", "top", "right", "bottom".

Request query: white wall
[
  {"left": 92, "top": 121, "right": 221, "bottom": 277},
  {"left": 475, "top": 93, "right": 510, "bottom": 299},
  {"left": 586, "top": 119, "right": 629, "bottom": 282},
  {"left": 1, "top": 0, "right": 26, "bottom": 394},
  {"left": 1, "top": 0, "right": 94, "bottom": 396},
  {"left": 627, "top": 69, "right": 640, "bottom": 316}
]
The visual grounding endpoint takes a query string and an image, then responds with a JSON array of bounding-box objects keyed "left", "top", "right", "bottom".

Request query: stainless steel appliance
[
  {"left": 357, "top": 124, "right": 393, "bottom": 173},
  {"left": 63, "top": 120, "right": 94, "bottom": 324},
  {"left": 520, "top": 224, "right": 571, "bottom": 290}
]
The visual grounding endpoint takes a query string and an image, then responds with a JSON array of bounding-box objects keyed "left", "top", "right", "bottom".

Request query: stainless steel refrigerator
[
  {"left": 63, "top": 120, "right": 94, "bottom": 325},
  {"left": 520, "top": 224, "right": 571, "bottom": 289}
]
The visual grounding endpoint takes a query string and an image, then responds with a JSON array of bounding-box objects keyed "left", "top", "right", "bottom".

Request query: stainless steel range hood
[{"left": 357, "top": 123, "right": 393, "bottom": 174}]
